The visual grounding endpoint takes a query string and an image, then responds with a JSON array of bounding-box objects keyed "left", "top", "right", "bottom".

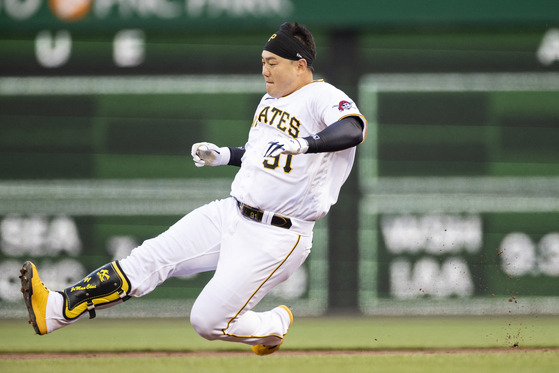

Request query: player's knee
[{"left": 190, "top": 309, "right": 221, "bottom": 341}]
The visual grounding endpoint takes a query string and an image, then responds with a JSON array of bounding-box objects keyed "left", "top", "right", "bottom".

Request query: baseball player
[{"left": 19, "top": 22, "right": 367, "bottom": 355}]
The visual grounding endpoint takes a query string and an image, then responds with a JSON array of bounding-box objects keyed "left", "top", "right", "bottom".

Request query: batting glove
[
  {"left": 191, "top": 142, "right": 230, "bottom": 167},
  {"left": 264, "top": 138, "right": 309, "bottom": 158}
]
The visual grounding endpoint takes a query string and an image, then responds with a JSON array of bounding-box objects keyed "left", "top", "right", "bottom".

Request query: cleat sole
[{"left": 20, "top": 262, "right": 42, "bottom": 335}]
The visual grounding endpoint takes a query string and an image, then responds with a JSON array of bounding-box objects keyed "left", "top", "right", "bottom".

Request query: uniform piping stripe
[{"left": 221, "top": 235, "right": 301, "bottom": 339}]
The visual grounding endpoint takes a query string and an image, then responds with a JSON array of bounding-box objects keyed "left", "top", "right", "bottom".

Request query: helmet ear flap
[{"left": 61, "top": 261, "right": 131, "bottom": 320}]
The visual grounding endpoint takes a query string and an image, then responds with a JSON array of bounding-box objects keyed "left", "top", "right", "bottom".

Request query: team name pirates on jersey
[{"left": 255, "top": 106, "right": 301, "bottom": 139}]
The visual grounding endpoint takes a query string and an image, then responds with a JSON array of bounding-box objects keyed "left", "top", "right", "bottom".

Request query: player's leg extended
[
  {"left": 189, "top": 210, "right": 312, "bottom": 348},
  {"left": 118, "top": 198, "right": 225, "bottom": 297},
  {"left": 20, "top": 260, "right": 130, "bottom": 335},
  {"left": 20, "top": 199, "right": 225, "bottom": 335}
]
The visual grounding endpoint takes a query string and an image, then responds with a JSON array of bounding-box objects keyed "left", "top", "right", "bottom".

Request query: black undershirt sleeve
[
  {"left": 227, "top": 146, "right": 245, "bottom": 167},
  {"left": 304, "top": 116, "right": 364, "bottom": 153},
  {"left": 226, "top": 116, "right": 363, "bottom": 165}
]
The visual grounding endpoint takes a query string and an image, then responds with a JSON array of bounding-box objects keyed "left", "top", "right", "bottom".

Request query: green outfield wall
[{"left": 2, "top": 1, "right": 559, "bottom": 317}]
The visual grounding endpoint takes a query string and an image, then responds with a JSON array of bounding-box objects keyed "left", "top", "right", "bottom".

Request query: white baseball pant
[{"left": 119, "top": 197, "right": 313, "bottom": 346}]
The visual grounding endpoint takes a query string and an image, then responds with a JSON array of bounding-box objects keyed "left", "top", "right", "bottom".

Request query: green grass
[
  {"left": 1, "top": 316, "right": 558, "bottom": 373},
  {"left": 2, "top": 352, "right": 559, "bottom": 373}
]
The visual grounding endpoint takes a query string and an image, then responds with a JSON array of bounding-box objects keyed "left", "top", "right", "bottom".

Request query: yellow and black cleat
[
  {"left": 20, "top": 261, "right": 50, "bottom": 335},
  {"left": 61, "top": 261, "right": 131, "bottom": 320},
  {"left": 251, "top": 305, "right": 293, "bottom": 356}
]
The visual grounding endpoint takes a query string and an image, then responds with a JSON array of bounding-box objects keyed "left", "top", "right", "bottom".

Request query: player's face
[{"left": 261, "top": 51, "right": 303, "bottom": 98}]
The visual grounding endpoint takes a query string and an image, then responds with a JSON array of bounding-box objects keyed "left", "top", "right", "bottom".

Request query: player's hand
[
  {"left": 264, "top": 138, "right": 309, "bottom": 158},
  {"left": 191, "top": 142, "right": 229, "bottom": 167}
]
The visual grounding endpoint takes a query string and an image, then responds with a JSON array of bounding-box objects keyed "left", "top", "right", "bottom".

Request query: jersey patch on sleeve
[{"left": 334, "top": 100, "right": 353, "bottom": 112}]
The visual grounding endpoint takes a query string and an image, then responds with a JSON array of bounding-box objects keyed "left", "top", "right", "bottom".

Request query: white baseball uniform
[
  {"left": 232, "top": 80, "right": 366, "bottom": 222},
  {"left": 43, "top": 80, "right": 366, "bottom": 347}
]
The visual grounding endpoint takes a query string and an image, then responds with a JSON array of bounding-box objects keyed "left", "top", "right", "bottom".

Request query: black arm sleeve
[
  {"left": 304, "top": 116, "right": 364, "bottom": 154},
  {"left": 227, "top": 146, "right": 245, "bottom": 167}
]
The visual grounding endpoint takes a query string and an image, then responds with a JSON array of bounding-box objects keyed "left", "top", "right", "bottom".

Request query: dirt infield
[{"left": 3, "top": 348, "right": 558, "bottom": 360}]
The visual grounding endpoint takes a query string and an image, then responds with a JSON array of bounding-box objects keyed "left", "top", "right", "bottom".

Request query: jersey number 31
[{"left": 263, "top": 154, "right": 293, "bottom": 173}]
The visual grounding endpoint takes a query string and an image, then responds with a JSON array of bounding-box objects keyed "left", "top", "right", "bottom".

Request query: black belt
[{"left": 236, "top": 200, "right": 292, "bottom": 229}]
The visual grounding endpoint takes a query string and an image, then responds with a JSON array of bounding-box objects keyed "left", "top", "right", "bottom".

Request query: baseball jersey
[{"left": 230, "top": 80, "right": 367, "bottom": 222}]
